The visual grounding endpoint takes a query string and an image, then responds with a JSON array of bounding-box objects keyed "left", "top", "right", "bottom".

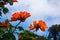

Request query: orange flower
[
  {"left": 33, "top": 21, "right": 37, "bottom": 27},
  {"left": 12, "top": 0, "right": 18, "bottom": 2},
  {"left": 38, "top": 20, "right": 47, "bottom": 31},
  {"left": 11, "top": 11, "right": 31, "bottom": 22},
  {"left": 19, "top": 11, "right": 31, "bottom": 18},
  {"left": 11, "top": 17, "right": 17, "bottom": 21},
  {"left": 11, "top": 13, "right": 20, "bottom": 21},
  {"left": 12, "top": 13, "right": 20, "bottom": 19},
  {"left": 29, "top": 24, "right": 35, "bottom": 30},
  {"left": 29, "top": 20, "right": 47, "bottom": 31},
  {"left": 29, "top": 21, "right": 38, "bottom": 31},
  {"left": 24, "top": 12, "right": 31, "bottom": 18},
  {"left": 0, "top": 22, "right": 9, "bottom": 28}
]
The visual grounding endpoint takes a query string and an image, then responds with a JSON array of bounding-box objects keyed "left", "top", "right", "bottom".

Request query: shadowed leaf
[
  {"left": 3, "top": 7, "right": 8, "bottom": 14},
  {"left": 18, "top": 26, "right": 24, "bottom": 31}
]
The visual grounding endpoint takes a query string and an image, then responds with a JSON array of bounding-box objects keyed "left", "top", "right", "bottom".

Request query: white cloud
[
  {"left": 27, "top": 0, "right": 60, "bottom": 16},
  {"left": 25, "top": 0, "right": 60, "bottom": 25},
  {"left": 5, "top": 0, "right": 60, "bottom": 18}
]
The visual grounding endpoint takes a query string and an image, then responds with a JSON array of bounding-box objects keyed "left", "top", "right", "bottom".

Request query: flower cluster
[
  {"left": 0, "top": 22, "right": 9, "bottom": 28},
  {"left": 29, "top": 20, "right": 47, "bottom": 31},
  {"left": 11, "top": 11, "right": 31, "bottom": 22}
]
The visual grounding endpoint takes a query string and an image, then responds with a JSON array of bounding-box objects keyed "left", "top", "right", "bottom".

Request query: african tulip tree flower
[
  {"left": 11, "top": 11, "right": 31, "bottom": 22},
  {"left": 12, "top": 0, "right": 18, "bottom": 2},
  {"left": 0, "top": 22, "right": 9, "bottom": 28},
  {"left": 29, "top": 20, "right": 47, "bottom": 31},
  {"left": 29, "top": 24, "right": 35, "bottom": 30},
  {"left": 38, "top": 20, "right": 47, "bottom": 31}
]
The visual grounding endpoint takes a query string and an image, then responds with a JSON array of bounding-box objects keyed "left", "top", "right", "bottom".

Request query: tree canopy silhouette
[{"left": 48, "top": 24, "right": 60, "bottom": 40}]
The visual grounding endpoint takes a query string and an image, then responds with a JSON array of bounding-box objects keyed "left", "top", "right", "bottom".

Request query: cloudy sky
[{"left": 1, "top": 0, "right": 60, "bottom": 38}]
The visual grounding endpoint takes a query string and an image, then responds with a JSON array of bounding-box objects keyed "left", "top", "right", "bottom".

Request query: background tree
[{"left": 48, "top": 24, "right": 60, "bottom": 40}]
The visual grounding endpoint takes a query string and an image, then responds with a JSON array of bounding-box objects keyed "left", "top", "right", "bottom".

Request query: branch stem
[{"left": 13, "top": 21, "right": 21, "bottom": 33}]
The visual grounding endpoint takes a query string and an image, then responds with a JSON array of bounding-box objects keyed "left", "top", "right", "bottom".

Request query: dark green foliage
[
  {"left": 8, "top": 23, "right": 15, "bottom": 33},
  {"left": 0, "top": 12, "right": 2, "bottom": 16},
  {"left": 57, "top": 25, "right": 60, "bottom": 32},
  {"left": 19, "top": 30, "right": 39, "bottom": 40},
  {"left": 3, "top": 7, "right": 8, "bottom": 14},
  {"left": 7, "top": 0, "right": 13, "bottom": 5},
  {"left": 0, "top": 28, "right": 5, "bottom": 37},
  {"left": 0, "top": 2, "right": 4, "bottom": 8},
  {"left": 48, "top": 25, "right": 58, "bottom": 35},
  {"left": 8, "top": 24, "right": 13, "bottom": 33},
  {"left": 37, "top": 36, "right": 50, "bottom": 40},
  {"left": 2, "top": 33, "right": 16, "bottom": 40},
  {"left": 18, "top": 26, "right": 24, "bottom": 31},
  {"left": 19, "top": 30, "right": 50, "bottom": 40},
  {"left": 5, "top": 19, "right": 10, "bottom": 24},
  {"left": 19, "top": 30, "right": 39, "bottom": 38},
  {"left": 48, "top": 24, "right": 60, "bottom": 40}
]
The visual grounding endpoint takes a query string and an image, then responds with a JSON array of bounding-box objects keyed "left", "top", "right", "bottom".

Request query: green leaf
[
  {"left": 8, "top": 27, "right": 12, "bottom": 33},
  {"left": 18, "top": 26, "right": 24, "bottom": 31},
  {"left": 19, "top": 30, "right": 40, "bottom": 40},
  {"left": 19, "top": 30, "right": 39, "bottom": 40},
  {"left": 23, "top": 30, "right": 39, "bottom": 37},
  {"left": 8, "top": 24, "right": 14, "bottom": 33},
  {"left": 0, "top": 27, "right": 5, "bottom": 37},
  {"left": 0, "top": 2, "right": 4, "bottom": 8},
  {"left": 2, "top": 33, "right": 16, "bottom": 40},
  {"left": 7, "top": 0, "right": 13, "bottom": 5},
  {"left": 0, "top": 12, "right": 2, "bottom": 16},
  {"left": 9, "top": 2, "right": 13, "bottom": 5},
  {"left": 3, "top": 7, "right": 8, "bottom": 14},
  {"left": 8, "top": 24, "right": 15, "bottom": 33},
  {"left": 5, "top": 19, "right": 10, "bottom": 24}
]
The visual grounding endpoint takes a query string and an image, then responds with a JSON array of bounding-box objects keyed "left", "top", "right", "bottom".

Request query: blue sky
[{"left": 0, "top": 0, "right": 60, "bottom": 39}]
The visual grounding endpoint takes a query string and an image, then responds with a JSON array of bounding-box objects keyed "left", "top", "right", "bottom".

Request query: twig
[{"left": 12, "top": 21, "right": 21, "bottom": 33}]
